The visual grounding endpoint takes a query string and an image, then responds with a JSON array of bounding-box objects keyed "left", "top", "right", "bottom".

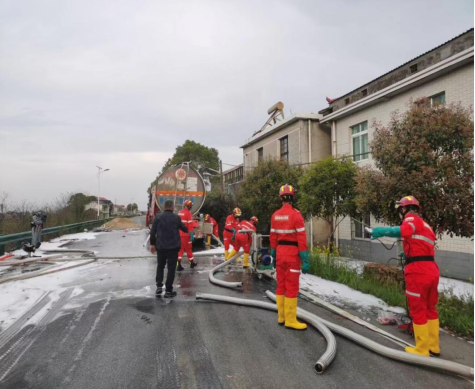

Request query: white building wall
[{"left": 334, "top": 63, "right": 474, "bottom": 254}]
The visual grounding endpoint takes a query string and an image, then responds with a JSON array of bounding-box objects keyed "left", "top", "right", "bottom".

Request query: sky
[{"left": 0, "top": 0, "right": 473, "bottom": 210}]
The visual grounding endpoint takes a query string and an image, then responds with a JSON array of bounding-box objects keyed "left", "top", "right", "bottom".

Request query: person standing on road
[
  {"left": 223, "top": 208, "right": 242, "bottom": 260},
  {"left": 270, "top": 185, "right": 309, "bottom": 330},
  {"left": 150, "top": 200, "right": 188, "bottom": 298},
  {"left": 177, "top": 200, "right": 197, "bottom": 271},
  {"left": 228, "top": 216, "right": 258, "bottom": 268},
  {"left": 371, "top": 196, "right": 440, "bottom": 357}
]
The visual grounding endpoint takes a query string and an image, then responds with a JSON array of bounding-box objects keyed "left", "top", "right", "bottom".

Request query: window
[
  {"left": 354, "top": 214, "right": 371, "bottom": 239},
  {"left": 430, "top": 92, "right": 446, "bottom": 106},
  {"left": 345, "top": 98, "right": 350, "bottom": 105},
  {"left": 362, "top": 89, "right": 368, "bottom": 97},
  {"left": 410, "top": 64, "right": 418, "bottom": 73},
  {"left": 257, "top": 147, "right": 263, "bottom": 162},
  {"left": 280, "top": 136, "right": 288, "bottom": 161},
  {"left": 351, "top": 121, "right": 369, "bottom": 162}
]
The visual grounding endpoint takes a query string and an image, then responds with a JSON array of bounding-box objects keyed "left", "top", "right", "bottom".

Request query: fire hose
[
  {"left": 196, "top": 291, "right": 474, "bottom": 379},
  {"left": 208, "top": 251, "right": 243, "bottom": 288},
  {"left": 196, "top": 292, "right": 336, "bottom": 374}
]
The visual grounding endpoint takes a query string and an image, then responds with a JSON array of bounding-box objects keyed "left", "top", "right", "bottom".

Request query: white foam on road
[{"left": 299, "top": 273, "right": 406, "bottom": 314}]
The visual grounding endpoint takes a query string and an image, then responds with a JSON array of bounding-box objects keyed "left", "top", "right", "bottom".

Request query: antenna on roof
[{"left": 253, "top": 102, "right": 285, "bottom": 136}]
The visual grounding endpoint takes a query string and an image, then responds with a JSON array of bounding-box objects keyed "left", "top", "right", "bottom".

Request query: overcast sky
[{"left": 0, "top": 0, "right": 473, "bottom": 209}]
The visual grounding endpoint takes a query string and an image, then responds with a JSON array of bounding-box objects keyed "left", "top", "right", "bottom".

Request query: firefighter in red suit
[
  {"left": 372, "top": 196, "right": 440, "bottom": 357},
  {"left": 270, "top": 185, "right": 309, "bottom": 330},
  {"left": 223, "top": 208, "right": 242, "bottom": 260},
  {"left": 204, "top": 214, "right": 219, "bottom": 239},
  {"left": 177, "top": 200, "right": 197, "bottom": 271},
  {"left": 228, "top": 216, "right": 258, "bottom": 268}
]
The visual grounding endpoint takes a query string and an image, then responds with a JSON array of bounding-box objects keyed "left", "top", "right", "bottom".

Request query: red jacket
[
  {"left": 178, "top": 208, "right": 194, "bottom": 237},
  {"left": 400, "top": 212, "right": 436, "bottom": 258},
  {"left": 270, "top": 204, "right": 308, "bottom": 252},
  {"left": 236, "top": 220, "right": 256, "bottom": 242},
  {"left": 224, "top": 214, "right": 240, "bottom": 233}
]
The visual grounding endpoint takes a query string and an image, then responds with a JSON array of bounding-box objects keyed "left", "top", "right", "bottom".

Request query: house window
[
  {"left": 257, "top": 147, "right": 263, "bottom": 162},
  {"left": 362, "top": 89, "right": 368, "bottom": 97},
  {"left": 345, "top": 98, "right": 350, "bottom": 105},
  {"left": 410, "top": 64, "right": 418, "bottom": 73},
  {"left": 351, "top": 121, "right": 369, "bottom": 162},
  {"left": 354, "top": 214, "right": 371, "bottom": 239},
  {"left": 430, "top": 92, "right": 446, "bottom": 106},
  {"left": 280, "top": 136, "right": 288, "bottom": 162}
]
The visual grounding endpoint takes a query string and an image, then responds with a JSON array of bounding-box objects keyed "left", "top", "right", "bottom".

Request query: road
[{"left": 0, "top": 218, "right": 472, "bottom": 388}]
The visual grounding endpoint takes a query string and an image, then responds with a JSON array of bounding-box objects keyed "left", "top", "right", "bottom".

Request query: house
[
  {"left": 86, "top": 197, "right": 113, "bottom": 219},
  {"left": 240, "top": 109, "right": 333, "bottom": 246},
  {"left": 112, "top": 204, "right": 126, "bottom": 216},
  {"left": 317, "top": 29, "right": 474, "bottom": 280}
]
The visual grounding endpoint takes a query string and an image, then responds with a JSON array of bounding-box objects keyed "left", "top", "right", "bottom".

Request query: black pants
[{"left": 156, "top": 249, "right": 179, "bottom": 292}]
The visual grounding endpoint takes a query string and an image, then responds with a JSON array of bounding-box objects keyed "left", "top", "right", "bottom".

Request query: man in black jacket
[{"left": 150, "top": 200, "right": 188, "bottom": 298}]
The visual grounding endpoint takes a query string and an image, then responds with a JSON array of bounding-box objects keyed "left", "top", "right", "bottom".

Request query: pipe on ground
[
  {"left": 208, "top": 252, "right": 243, "bottom": 288},
  {"left": 196, "top": 292, "right": 336, "bottom": 374},
  {"left": 265, "top": 291, "right": 473, "bottom": 379}
]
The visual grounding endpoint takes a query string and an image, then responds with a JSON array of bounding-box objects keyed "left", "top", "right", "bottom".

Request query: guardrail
[{"left": 0, "top": 218, "right": 115, "bottom": 255}]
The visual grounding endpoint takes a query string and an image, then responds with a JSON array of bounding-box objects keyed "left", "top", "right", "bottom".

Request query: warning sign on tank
[{"left": 176, "top": 168, "right": 187, "bottom": 181}]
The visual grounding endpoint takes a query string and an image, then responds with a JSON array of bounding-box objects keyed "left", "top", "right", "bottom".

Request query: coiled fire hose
[{"left": 208, "top": 251, "right": 243, "bottom": 288}]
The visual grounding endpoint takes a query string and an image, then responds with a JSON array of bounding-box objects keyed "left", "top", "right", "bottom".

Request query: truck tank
[{"left": 147, "top": 162, "right": 207, "bottom": 226}]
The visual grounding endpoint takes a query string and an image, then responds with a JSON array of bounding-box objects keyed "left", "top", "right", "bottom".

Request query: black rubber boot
[
  {"left": 164, "top": 291, "right": 177, "bottom": 298},
  {"left": 190, "top": 260, "right": 197, "bottom": 269},
  {"left": 177, "top": 263, "right": 184, "bottom": 271}
]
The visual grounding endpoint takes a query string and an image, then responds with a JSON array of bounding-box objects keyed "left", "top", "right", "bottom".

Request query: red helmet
[
  {"left": 233, "top": 208, "right": 242, "bottom": 217},
  {"left": 279, "top": 184, "right": 296, "bottom": 197},
  {"left": 204, "top": 214, "right": 210, "bottom": 221},
  {"left": 396, "top": 196, "right": 420, "bottom": 210},
  {"left": 250, "top": 216, "right": 258, "bottom": 225},
  {"left": 184, "top": 200, "right": 193, "bottom": 209}
]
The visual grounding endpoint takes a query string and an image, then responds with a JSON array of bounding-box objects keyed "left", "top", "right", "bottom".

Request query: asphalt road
[{"left": 0, "top": 224, "right": 472, "bottom": 389}]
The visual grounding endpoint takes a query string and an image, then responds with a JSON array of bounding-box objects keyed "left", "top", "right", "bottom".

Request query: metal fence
[{"left": 0, "top": 218, "right": 114, "bottom": 255}]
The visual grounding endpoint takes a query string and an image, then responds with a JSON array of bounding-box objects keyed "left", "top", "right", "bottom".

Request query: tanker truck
[{"left": 146, "top": 162, "right": 214, "bottom": 242}]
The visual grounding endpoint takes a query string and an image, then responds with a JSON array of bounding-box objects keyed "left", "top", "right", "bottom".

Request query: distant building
[
  {"left": 223, "top": 164, "right": 244, "bottom": 196},
  {"left": 112, "top": 204, "right": 126, "bottom": 216},
  {"left": 86, "top": 197, "right": 113, "bottom": 219},
  {"left": 317, "top": 28, "right": 474, "bottom": 280}
]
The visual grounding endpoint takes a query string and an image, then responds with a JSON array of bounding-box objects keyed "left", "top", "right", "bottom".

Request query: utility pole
[
  {"left": 96, "top": 166, "right": 110, "bottom": 219},
  {"left": 220, "top": 160, "right": 225, "bottom": 192}
]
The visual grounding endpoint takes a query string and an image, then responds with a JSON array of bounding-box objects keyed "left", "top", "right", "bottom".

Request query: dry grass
[{"left": 104, "top": 218, "right": 144, "bottom": 230}]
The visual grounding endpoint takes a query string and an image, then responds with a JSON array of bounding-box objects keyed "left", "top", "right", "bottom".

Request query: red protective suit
[
  {"left": 270, "top": 204, "right": 308, "bottom": 298},
  {"left": 400, "top": 212, "right": 439, "bottom": 325},
  {"left": 178, "top": 208, "right": 194, "bottom": 262},
  {"left": 233, "top": 220, "right": 256, "bottom": 254},
  {"left": 223, "top": 214, "right": 240, "bottom": 251},
  {"left": 207, "top": 216, "right": 219, "bottom": 238}
]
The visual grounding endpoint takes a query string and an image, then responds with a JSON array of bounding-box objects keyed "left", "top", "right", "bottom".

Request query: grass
[{"left": 308, "top": 248, "right": 474, "bottom": 338}]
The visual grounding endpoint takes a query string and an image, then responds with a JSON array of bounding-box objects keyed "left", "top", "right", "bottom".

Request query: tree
[
  {"left": 160, "top": 140, "right": 219, "bottom": 174},
  {"left": 127, "top": 203, "right": 138, "bottom": 212},
  {"left": 237, "top": 160, "right": 303, "bottom": 233},
  {"left": 298, "top": 156, "right": 358, "bottom": 246},
  {"left": 355, "top": 100, "right": 474, "bottom": 238},
  {"left": 68, "top": 193, "right": 96, "bottom": 222}
]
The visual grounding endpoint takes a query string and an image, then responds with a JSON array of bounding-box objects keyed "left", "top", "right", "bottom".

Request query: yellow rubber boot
[
  {"left": 224, "top": 250, "right": 229, "bottom": 260},
  {"left": 405, "top": 323, "right": 430, "bottom": 356},
  {"left": 284, "top": 298, "right": 307, "bottom": 330},
  {"left": 243, "top": 253, "right": 250, "bottom": 268},
  {"left": 276, "top": 295, "right": 285, "bottom": 325},
  {"left": 428, "top": 319, "right": 441, "bottom": 356},
  {"left": 227, "top": 249, "right": 236, "bottom": 261}
]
